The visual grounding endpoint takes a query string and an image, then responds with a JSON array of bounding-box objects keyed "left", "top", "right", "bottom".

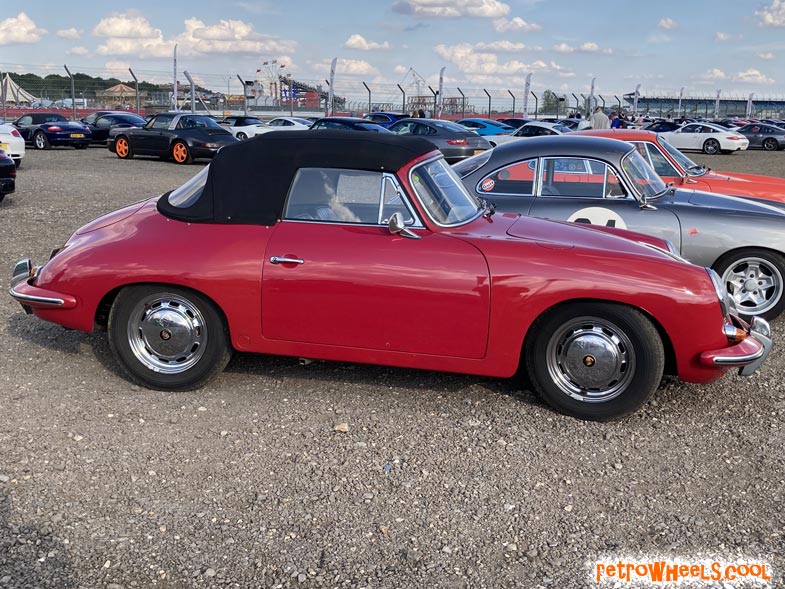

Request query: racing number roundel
[{"left": 567, "top": 207, "right": 628, "bottom": 230}]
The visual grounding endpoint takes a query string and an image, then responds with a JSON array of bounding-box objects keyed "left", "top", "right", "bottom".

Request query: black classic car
[{"left": 108, "top": 112, "right": 237, "bottom": 164}]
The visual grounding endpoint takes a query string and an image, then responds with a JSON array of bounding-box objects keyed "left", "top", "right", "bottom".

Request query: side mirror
[
  {"left": 388, "top": 212, "right": 421, "bottom": 240},
  {"left": 638, "top": 194, "right": 657, "bottom": 211}
]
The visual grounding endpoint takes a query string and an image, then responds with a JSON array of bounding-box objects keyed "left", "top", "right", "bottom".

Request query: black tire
[
  {"left": 763, "top": 138, "right": 778, "bottom": 152},
  {"left": 524, "top": 302, "right": 664, "bottom": 421},
  {"left": 33, "top": 131, "right": 50, "bottom": 150},
  {"left": 713, "top": 248, "right": 785, "bottom": 320},
  {"left": 108, "top": 285, "right": 232, "bottom": 391},
  {"left": 236, "top": 132, "right": 248, "bottom": 140},
  {"left": 13, "top": 159, "right": 20, "bottom": 169},
  {"left": 702, "top": 138, "right": 720, "bottom": 155}
]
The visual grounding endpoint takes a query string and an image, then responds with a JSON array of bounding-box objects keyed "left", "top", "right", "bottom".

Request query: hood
[
  {"left": 75, "top": 198, "right": 151, "bottom": 235},
  {"left": 674, "top": 188, "right": 785, "bottom": 216},
  {"left": 502, "top": 215, "right": 675, "bottom": 260}
]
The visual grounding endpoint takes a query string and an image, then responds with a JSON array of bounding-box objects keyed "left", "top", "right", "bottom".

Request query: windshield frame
[
  {"left": 620, "top": 148, "right": 669, "bottom": 200},
  {"left": 656, "top": 135, "right": 704, "bottom": 176},
  {"left": 408, "top": 155, "right": 483, "bottom": 227}
]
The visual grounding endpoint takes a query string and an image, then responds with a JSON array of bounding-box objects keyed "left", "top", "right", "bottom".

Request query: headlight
[{"left": 707, "top": 267, "right": 735, "bottom": 317}]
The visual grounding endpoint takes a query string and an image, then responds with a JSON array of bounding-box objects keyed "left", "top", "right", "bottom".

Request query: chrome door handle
[{"left": 270, "top": 256, "right": 304, "bottom": 265}]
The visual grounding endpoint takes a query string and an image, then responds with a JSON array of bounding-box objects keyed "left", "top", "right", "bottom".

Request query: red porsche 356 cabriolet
[{"left": 9, "top": 131, "right": 771, "bottom": 420}]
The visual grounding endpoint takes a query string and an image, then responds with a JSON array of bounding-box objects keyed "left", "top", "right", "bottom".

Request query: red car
[
  {"left": 576, "top": 129, "right": 785, "bottom": 204},
  {"left": 9, "top": 131, "right": 771, "bottom": 421}
]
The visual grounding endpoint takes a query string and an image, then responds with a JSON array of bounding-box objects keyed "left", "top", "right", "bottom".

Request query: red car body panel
[{"left": 576, "top": 129, "right": 785, "bottom": 203}]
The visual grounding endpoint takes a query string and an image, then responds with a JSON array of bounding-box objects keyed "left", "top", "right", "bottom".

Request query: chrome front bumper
[{"left": 701, "top": 316, "right": 772, "bottom": 376}]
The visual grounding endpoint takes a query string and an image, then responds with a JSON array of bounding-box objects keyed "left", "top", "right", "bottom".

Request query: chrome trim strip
[
  {"left": 9, "top": 287, "right": 65, "bottom": 306},
  {"left": 711, "top": 347, "right": 765, "bottom": 366}
]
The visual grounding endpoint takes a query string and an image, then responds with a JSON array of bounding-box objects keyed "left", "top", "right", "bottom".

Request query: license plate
[
  {"left": 0, "top": 143, "right": 7, "bottom": 151},
  {"left": 70, "top": 133, "right": 85, "bottom": 138},
  {"left": 474, "top": 149, "right": 486, "bottom": 155}
]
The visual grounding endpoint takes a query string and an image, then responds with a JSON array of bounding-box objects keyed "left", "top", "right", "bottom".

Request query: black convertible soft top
[{"left": 157, "top": 130, "right": 438, "bottom": 225}]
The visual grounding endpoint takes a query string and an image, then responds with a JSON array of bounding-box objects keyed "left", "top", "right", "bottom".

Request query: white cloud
[
  {"left": 343, "top": 34, "right": 391, "bottom": 50},
  {"left": 474, "top": 40, "right": 534, "bottom": 52},
  {"left": 647, "top": 33, "right": 671, "bottom": 44},
  {"left": 393, "top": 65, "right": 409, "bottom": 74},
  {"left": 493, "top": 17, "right": 541, "bottom": 32},
  {"left": 758, "top": 51, "right": 775, "bottom": 59},
  {"left": 57, "top": 28, "right": 82, "bottom": 40},
  {"left": 714, "top": 31, "right": 742, "bottom": 41},
  {"left": 434, "top": 43, "right": 570, "bottom": 78},
  {"left": 734, "top": 68, "right": 774, "bottom": 84},
  {"left": 552, "top": 41, "right": 612, "bottom": 54},
  {"left": 103, "top": 61, "right": 133, "bottom": 79},
  {"left": 0, "top": 12, "right": 47, "bottom": 45},
  {"left": 392, "top": 0, "right": 510, "bottom": 18},
  {"left": 699, "top": 68, "right": 774, "bottom": 84},
  {"left": 757, "top": 0, "right": 785, "bottom": 26},
  {"left": 67, "top": 46, "right": 90, "bottom": 56},
  {"left": 310, "top": 58, "right": 378, "bottom": 76},
  {"left": 93, "top": 13, "right": 297, "bottom": 58},
  {"left": 658, "top": 17, "right": 677, "bottom": 30}
]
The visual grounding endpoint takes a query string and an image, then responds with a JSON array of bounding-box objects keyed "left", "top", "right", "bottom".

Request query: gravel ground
[{"left": 0, "top": 145, "right": 783, "bottom": 589}]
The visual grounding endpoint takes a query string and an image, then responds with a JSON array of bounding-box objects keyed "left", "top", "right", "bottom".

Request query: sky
[{"left": 0, "top": 0, "right": 783, "bottom": 103}]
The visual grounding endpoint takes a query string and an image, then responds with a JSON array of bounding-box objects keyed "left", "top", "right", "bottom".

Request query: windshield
[
  {"left": 657, "top": 136, "right": 704, "bottom": 176},
  {"left": 410, "top": 158, "right": 482, "bottom": 225},
  {"left": 430, "top": 120, "right": 470, "bottom": 132},
  {"left": 452, "top": 150, "right": 493, "bottom": 177},
  {"left": 167, "top": 166, "right": 209, "bottom": 208},
  {"left": 621, "top": 149, "right": 668, "bottom": 199}
]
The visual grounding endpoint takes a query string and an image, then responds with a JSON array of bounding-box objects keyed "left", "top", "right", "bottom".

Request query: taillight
[
  {"left": 47, "top": 126, "right": 62, "bottom": 131},
  {"left": 727, "top": 136, "right": 741, "bottom": 140},
  {"left": 446, "top": 138, "right": 469, "bottom": 145},
  {"left": 11, "top": 130, "right": 21, "bottom": 137}
]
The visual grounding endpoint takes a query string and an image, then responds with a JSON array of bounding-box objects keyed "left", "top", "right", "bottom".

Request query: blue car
[
  {"left": 455, "top": 118, "right": 514, "bottom": 136},
  {"left": 361, "top": 112, "right": 408, "bottom": 128},
  {"left": 13, "top": 113, "right": 92, "bottom": 150}
]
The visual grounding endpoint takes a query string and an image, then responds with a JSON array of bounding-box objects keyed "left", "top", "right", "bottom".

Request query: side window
[
  {"left": 644, "top": 144, "right": 678, "bottom": 176},
  {"left": 18, "top": 116, "right": 32, "bottom": 125},
  {"left": 476, "top": 159, "right": 536, "bottom": 197},
  {"left": 391, "top": 122, "right": 414, "bottom": 134},
  {"left": 381, "top": 176, "right": 416, "bottom": 225},
  {"left": 541, "top": 158, "right": 621, "bottom": 198},
  {"left": 150, "top": 115, "right": 174, "bottom": 129},
  {"left": 284, "top": 169, "right": 409, "bottom": 225},
  {"left": 683, "top": 124, "right": 700, "bottom": 133},
  {"left": 224, "top": 118, "right": 236, "bottom": 126},
  {"left": 95, "top": 117, "right": 113, "bottom": 128}
]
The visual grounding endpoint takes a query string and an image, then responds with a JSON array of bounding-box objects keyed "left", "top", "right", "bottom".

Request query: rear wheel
[
  {"left": 171, "top": 140, "right": 192, "bottom": 164},
  {"left": 524, "top": 302, "right": 664, "bottom": 421},
  {"left": 713, "top": 248, "right": 785, "bottom": 320},
  {"left": 702, "top": 138, "right": 720, "bottom": 154},
  {"left": 108, "top": 285, "right": 232, "bottom": 390},
  {"left": 236, "top": 131, "right": 248, "bottom": 140},
  {"left": 763, "top": 138, "right": 778, "bottom": 151},
  {"left": 115, "top": 136, "right": 133, "bottom": 159},
  {"left": 33, "top": 131, "right": 50, "bottom": 150}
]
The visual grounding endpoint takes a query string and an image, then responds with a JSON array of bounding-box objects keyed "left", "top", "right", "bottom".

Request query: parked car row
[{"left": 9, "top": 130, "right": 773, "bottom": 422}]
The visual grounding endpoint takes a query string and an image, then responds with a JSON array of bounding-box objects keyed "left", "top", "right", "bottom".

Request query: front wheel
[
  {"left": 171, "top": 140, "right": 192, "bottom": 164},
  {"left": 713, "top": 249, "right": 785, "bottom": 320},
  {"left": 33, "top": 131, "right": 50, "bottom": 150},
  {"left": 762, "top": 138, "right": 778, "bottom": 151},
  {"left": 108, "top": 285, "right": 232, "bottom": 390},
  {"left": 524, "top": 303, "right": 664, "bottom": 421},
  {"left": 236, "top": 132, "right": 248, "bottom": 140},
  {"left": 702, "top": 138, "right": 720, "bottom": 155}
]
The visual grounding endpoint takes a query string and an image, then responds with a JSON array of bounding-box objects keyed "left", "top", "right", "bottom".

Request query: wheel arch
[
  {"left": 709, "top": 245, "right": 785, "bottom": 271},
  {"left": 520, "top": 297, "right": 677, "bottom": 376},
  {"left": 94, "top": 282, "right": 232, "bottom": 343}
]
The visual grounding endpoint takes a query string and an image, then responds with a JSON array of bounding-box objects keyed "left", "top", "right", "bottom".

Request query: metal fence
[{"left": 2, "top": 62, "right": 785, "bottom": 120}]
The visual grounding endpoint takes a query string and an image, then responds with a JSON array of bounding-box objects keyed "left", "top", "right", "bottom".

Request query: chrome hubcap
[
  {"left": 127, "top": 294, "right": 207, "bottom": 374},
  {"left": 547, "top": 317, "right": 635, "bottom": 403},
  {"left": 722, "top": 257, "right": 783, "bottom": 316}
]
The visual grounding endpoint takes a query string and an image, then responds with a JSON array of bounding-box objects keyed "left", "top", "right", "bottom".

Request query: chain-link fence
[{"left": 2, "top": 62, "right": 784, "bottom": 121}]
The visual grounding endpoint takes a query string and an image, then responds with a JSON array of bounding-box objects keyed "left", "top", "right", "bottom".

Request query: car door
[
  {"left": 133, "top": 114, "right": 174, "bottom": 154},
  {"left": 527, "top": 156, "right": 681, "bottom": 247},
  {"left": 744, "top": 125, "right": 763, "bottom": 148},
  {"left": 671, "top": 124, "right": 703, "bottom": 150},
  {"left": 14, "top": 115, "right": 33, "bottom": 141},
  {"left": 262, "top": 168, "right": 491, "bottom": 358}
]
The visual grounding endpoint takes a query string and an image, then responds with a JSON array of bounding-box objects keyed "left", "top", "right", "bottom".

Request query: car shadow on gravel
[
  {"left": 5, "top": 314, "right": 90, "bottom": 355},
  {"left": 0, "top": 490, "right": 76, "bottom": 588},
  {"left": 224, "top": 351, "right": 547, "bottom": 408}
]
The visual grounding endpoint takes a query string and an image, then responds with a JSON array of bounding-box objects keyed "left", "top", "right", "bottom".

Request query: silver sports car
[{"left": 456, "top": 135, "right": 785, "bottom": 320}]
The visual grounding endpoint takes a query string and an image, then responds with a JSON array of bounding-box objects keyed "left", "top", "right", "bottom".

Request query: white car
[
  {"left": 217, "top": 116, "right": 266, "bottom": 140},
  {"left": 488, "top": 121, "right": 572, "bottom": 146},
  {"left": 0, "top": 123, "right": 25, "bottom": 167},
  {"left": 250, "top": 117, "right": 312, "bottom": 136},
  {"left": 660, "top": 121, "right": 749, "bottom": 155}
]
